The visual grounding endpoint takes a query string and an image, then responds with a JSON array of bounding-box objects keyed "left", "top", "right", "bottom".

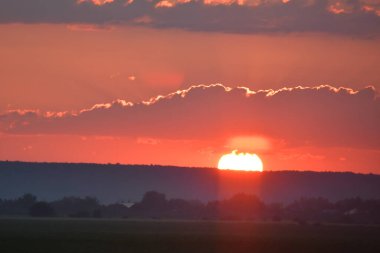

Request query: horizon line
[{"left": 1, "top": 160, "right": 378, "bottom": 176}]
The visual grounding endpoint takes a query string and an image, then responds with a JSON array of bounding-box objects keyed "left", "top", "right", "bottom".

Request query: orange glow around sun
[{"left": 217, "top": 150, "right": 264, "bottom": 172}]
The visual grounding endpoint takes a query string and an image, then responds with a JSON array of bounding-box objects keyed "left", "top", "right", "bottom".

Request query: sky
[{"left": 0, "top": 0, "right": 379, "bottom": 173}]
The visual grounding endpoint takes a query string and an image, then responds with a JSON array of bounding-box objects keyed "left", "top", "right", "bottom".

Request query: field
[{"left": 0, "top": 218, "right": 379, "bottom": 253}]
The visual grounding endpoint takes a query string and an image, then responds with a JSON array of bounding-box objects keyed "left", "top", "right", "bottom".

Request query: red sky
[{"left": 0, "top": 0, "right": 379, "bottom": 173}]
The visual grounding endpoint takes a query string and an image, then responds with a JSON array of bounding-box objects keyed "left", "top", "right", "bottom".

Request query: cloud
[
  {"left": 66, "top": 24, "right": 114, "bottom": 31},
  {"left": 77, "top": 0, "right": 115, "bottom": 6},
  {"left": 0, "top": 0, "right": 379, "bottom": 36},
  {"left": 1, "top": 84, "right": 379, "bottom": 150}
]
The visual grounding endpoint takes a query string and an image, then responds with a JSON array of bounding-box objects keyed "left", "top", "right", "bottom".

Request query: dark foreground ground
[{"left": 0, "top": 218, "right": 379, "bottom": 253}]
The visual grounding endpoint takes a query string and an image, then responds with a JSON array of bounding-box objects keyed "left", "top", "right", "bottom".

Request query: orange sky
[
  {"left": 1, "top": 24, "right": 379, "bottom": 113},
  {"left": 0, "top": 0, "right": 380, "bottom": 173}
]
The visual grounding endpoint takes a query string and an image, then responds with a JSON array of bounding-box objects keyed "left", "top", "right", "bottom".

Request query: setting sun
[{"left": 217, "top": 150, "right": 264, "bottom": 172}]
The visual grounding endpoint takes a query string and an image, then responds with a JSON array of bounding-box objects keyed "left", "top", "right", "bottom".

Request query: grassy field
[{"left": 0, "top": 218, "right": 379, "bottom": 253}]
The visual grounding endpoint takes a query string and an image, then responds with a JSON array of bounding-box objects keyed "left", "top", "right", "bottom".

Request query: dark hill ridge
[{"left": 0, "top": 161, "right": 379, "bottom": 204}]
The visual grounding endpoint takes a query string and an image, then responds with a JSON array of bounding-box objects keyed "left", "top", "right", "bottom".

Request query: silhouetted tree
[
  {"left": 286, "top": 197, "right": 332, "bottom": 222},
  {"left": 141, "top": 191, "right": 167, "bottom": 209},
  {"left": 219, "top": 193, "right": 265, "bottom": 220},
  {"left": 2, "top": 192, "right": 380, "bottom": 224},
  {"left": 101, "top": 203, "right": 129, "bottom": 218},
  {"left": 130, "top": 191, "right": 168, "bottom": 218},
  {"left": 0, "top": 193, "right": 37, "bottom": 216},
  {"left": 17, "top": 194, "right": 37, "bottom": 208},
  {"left": 51, "top": 196, "right": 100, "bottom": 217},
  {"left": 167, "top": 199, "right": 204, "bottom": 219},
  {"left": 29, "top": 201, "right": 55, "bottom": 217}
]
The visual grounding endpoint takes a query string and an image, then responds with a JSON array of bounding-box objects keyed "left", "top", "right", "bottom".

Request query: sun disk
[{"left": 218, "top": 150, "right": 263, "bottom": 172}]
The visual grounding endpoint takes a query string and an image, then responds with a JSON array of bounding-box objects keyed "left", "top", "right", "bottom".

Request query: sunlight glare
[{"left": 217, "top": 150, "right": 263, "bottom": 172}]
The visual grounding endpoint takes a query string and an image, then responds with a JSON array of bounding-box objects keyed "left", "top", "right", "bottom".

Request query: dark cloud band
[
  {"left": 0, "top": 0, "right": 379, "bottom": 36},
  {"left": 1, "top": 84, "right": 379, "bottom": 149}
]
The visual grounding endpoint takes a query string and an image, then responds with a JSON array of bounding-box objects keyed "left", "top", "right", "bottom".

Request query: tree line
[{"left": 1, "top": 192, "right": 380, "bottom": 225}]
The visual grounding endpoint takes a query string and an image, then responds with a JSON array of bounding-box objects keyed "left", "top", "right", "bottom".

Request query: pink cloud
[
  {"left": 76, "top": 0, "right": 114, "bottom": 6},
  {"left": 1, "top": 84, "right": 379, "bottom": 150},
  {"left": 155, "top": 0, "right": 191, "bottom": 8}
]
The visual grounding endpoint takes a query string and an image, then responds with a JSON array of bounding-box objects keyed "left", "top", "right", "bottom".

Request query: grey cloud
[
  {"left": 1, "top": 84, "right": 379, "bottom": 149},
  {"left": 0, "top": 0, "right": 379, "bottom": 36}
]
